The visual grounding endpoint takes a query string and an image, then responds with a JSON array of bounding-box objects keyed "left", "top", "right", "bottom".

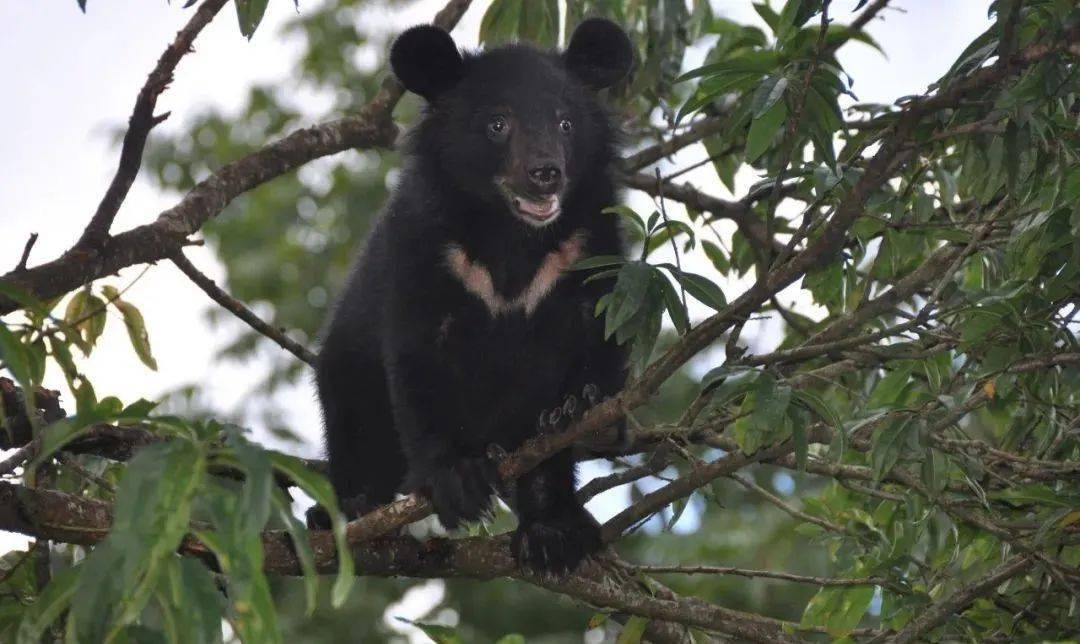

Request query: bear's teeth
[{"left": 515, "top": 195, "right": 560, "bottom": 220}]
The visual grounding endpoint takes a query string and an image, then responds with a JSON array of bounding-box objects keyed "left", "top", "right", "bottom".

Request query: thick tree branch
[
  {"left": 0, "top": 480, "right": 809, "bottom": 642},
  {"left": 0, "top": 0, "right": 475, "bottom": 317}
]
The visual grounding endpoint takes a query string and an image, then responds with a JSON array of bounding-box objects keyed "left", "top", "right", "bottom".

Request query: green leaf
[
  {"left": 495, "top": 636, "right": 526, "bottom": 644},
  {"left": 603, "top": 205, "right": 648, "bottom": 239},
  {"left": 655, "top": 271, "right": 689, "bottom": 334},
  {"left": 991, "top": 485, "right": 1080, "bottom": 509},
  {"left": 732, "top": 375, "right": 792, "bottom": 453},
  {"left": 752, "top": 2, "right": 781, "bottom": 32},
  {"left": 272, "top": 490, "right": 319, "bottom": 616},
  {"left": 158, "top": 558, "right": 226, "bottom": 644},
  {"left": 866, "top": 362, "right": 914, "bottom": 409},
  {"left": 605, "top": 262, "right": 654, "bottom": 340},
  {"left": 269, "top": 452, "right": 355, "bottom": 607},
  {"left": 617, "top": 616, "right": 649, "bottom": 644},
  {"left": 63, "top": 289, "right": 89, "bottom": 329},
  {"left": 667, "top": 268, "right": 727, "bottom": 311},
  {"left": 114, "top": 299, "right": 157, "bottom": 371},
  {"left": 701, "top": 365, "right": 761, "bottom": 399},
  {"left": 676, "top": 51, "right": 779, "bottom": 83},
  {"left": 751, "top": 74, "right": 789, "bottom": 117},
  {"left": 701, "top": 240, "right": 731, "bottom": 274},
  {"left": 0, "top": 283, "right": 53, "bottom": 321},
  {"left": 627, "top": 288, "right": 663, "bottom": 369},
  {"left": 665, "top": 496, "right": 689, "bottom": 531},
  {"left": 871, "top": 417, "right": 914, "bottom": 482},
  {"left": 395, "top": 617, "right": 464, "bottom": 644},
  {"left": 792, "top": 390, "right": 843, "bottom": 432},
  {"left": 0, "top": 323, "right": 32, "bottom": 390},
  {"left": 750, "top": 377, "right": 792, "bottom": 435},
  {"left": 121, "top": 398, "right": 159, "bottom": 418},
  {"left": 479, "top": 0, "right": 523, "bottom": 45},
  {"left": 71, "top": 440, "right": 204, "bottom": 642},
  {"left": 226, "top": 426, "right": 274, "bottom": 536},
  {"left": 15, "top": 567, "right": 80, "bottom": 644},
  {"left": 778, "top": 0, "right": 822, "bottom": 42},
  {"left": 194, "top": 481, "right": 281, "bottom": 644},
  {"left": 234, "top": 0, "right": 270, "bottom": 38},
  {"left": 801, "top": 585, "right": 874, "bottom": 636},
  {"left": 26, "top": 413, "right": 103, "bottom": 474},
  {"left": 920, "top": 447, "right": 948, "bottom": 497},
  {"left": 745, "top": 98, "right": 787, "bottom": 162},
  {"left": 568, "top": 255, "right": 626, "bottom": 271}
]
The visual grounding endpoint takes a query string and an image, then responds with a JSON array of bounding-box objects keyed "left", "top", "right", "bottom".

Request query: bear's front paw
[
  {"left": 537, "top": 384, "right": 606, "bottom": 435},
  {"left": 413, "top": 457, "right": 497, "bottom": 529},
  {"left": 511, "top": 508, "right": 602, "bottom": 576}
]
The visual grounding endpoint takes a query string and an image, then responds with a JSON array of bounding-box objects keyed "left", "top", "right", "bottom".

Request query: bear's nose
[{"left": 527, "top": 165, "right": 562, "bottom": 191}]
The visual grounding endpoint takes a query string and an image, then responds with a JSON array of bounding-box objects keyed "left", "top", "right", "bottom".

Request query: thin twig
[
  {"left": 728, "top": 474, "right": 845, "bottom": 534},
  {"left": 620, "top": 116, "right": 728, "bottom": 172},
  {"left": 170, "top": 252, "right": 317, "bottom": 367},
  {"left": 654, "top": 168, "right": 687, "bottom": 310},
  {"left": 661, "top": 144, "right": 737, "bottom": 183},
  {"left": 14, "top": 234, "right": 38, "bottom": 272},
  {"left": 637, "top": 564, "right": 890, "bottom": 588}
]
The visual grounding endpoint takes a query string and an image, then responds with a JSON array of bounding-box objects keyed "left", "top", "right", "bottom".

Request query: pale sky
[{"left": 0, "top": 0, "right": 991, "bottom": 637}]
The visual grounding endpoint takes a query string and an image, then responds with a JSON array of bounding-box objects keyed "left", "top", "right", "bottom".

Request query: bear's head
[{"left": 390, "top": 19, "right": 633, "bottom": 228}]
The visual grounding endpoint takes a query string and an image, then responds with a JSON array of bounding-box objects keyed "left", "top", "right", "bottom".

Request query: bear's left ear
[
  {"left": 390, "top": 25, "right": 464, "bottom": 101},
  {"left": 563, "top": 18, "right": 634, "bottom": 90}
]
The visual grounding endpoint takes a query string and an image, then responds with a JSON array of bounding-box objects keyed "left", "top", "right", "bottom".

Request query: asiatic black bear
[{"left": 314, "top": 19, "right": 633, "bottom": 574}]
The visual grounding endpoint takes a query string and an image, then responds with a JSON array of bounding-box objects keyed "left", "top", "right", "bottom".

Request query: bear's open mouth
[
  {"left": 496, "top": 179, "right": 563, "bottom": 225},
  {"left": 508, "top": 193, "right": 561, "bottom": 224}
]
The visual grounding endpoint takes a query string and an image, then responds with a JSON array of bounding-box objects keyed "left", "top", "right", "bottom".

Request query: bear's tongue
[{"left": 513, "top": 195, "right": 560, "bottom": 220}]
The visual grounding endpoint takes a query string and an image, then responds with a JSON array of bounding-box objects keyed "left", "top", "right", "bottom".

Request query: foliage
[{"left": 0, "top": 0, "right": 1077, "bottom": 641}]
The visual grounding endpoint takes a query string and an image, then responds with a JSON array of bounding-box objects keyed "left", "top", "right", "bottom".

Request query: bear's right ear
[{"left": 390, "top": 25, "right": 463, "bottom": 101}]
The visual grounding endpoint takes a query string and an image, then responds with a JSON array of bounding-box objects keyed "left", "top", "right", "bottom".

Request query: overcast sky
[{"left": 0, "top": 1, "right": 992, "bottom": 631}]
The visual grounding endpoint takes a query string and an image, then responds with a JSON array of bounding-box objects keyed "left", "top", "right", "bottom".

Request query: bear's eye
[
  {"left": 559, "top": 118, "right": 573, "bottom": 133},
  {"left": 487, "top": 116, "right": 509, "bottom": 137}
]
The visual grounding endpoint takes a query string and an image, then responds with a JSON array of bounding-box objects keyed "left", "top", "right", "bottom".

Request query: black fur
[{"left": 314, "top": 19, "right": 633, "bottom": 575}]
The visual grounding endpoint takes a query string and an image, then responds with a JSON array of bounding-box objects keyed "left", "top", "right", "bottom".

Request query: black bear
[{"left": 313, "top": 18, "right": 633, "bottom": 575}]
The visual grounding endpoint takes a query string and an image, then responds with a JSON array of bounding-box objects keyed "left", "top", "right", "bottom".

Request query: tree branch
[
  {"left": 886, "top": 555, "right": 1032, "bottom": 644},
  {"left": 170, "top": 251, "right": 317, "bottom": 366},
  {"left": 619, "top": 116, "right": 728, "bottom": 172},
  {"left": 0, "top": 0, "right": 476, "bottom": 316},
  {"left": 75, "top": 0, "right": 229, "bottom": 251},
  {"left": 0, "top": 480, "right": 812, "bottom": 643},
  {"left": 620, "top": 172, "right": 784, "bottom": 256}
]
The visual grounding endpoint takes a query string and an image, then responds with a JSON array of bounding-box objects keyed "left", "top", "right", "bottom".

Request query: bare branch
[
  {"left": 170, "top": 251, "right": 317, "bottom": 367},
  {"left": 14, "top": 233, "right": 38, "bottom": 273},
  {"left": 76, "top": 0, "right": 229, "bottom": 251},
  {"left": 620, "top": 116, "right": 728, "bottom": 172},
  {"left": 638, "top": 564, "right": 890, "bottom": 588}
]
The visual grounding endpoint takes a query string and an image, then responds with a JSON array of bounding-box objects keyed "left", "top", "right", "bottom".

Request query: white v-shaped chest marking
[{"left": 444, "top": 231, "right": 587, "bottom": 317}]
